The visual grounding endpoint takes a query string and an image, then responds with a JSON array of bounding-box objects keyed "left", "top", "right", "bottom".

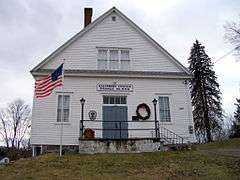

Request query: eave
[{"left": 31, "top": 69, "right": 192, "bottom": 79}]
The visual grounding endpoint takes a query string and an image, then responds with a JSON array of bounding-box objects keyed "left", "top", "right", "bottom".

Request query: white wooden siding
[
  {"left": 31, "top": 76, "right": 195, "bottom": 146},
  {"left": 41, "top": 12, "right": 182, "bottom": 72}
]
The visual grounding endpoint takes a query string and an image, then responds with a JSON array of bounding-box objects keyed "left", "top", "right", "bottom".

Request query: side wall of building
[{"left": 31, "top": 76, "right": 195, "bottom": 146}]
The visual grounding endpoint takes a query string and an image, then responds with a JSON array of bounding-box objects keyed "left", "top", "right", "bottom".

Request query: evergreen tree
[
  {"left": 188, "top": 40, "right": 223, "bottom": 142},
  {"left": 234, "top": 98, "right": 240, "bottom": 123},
  {"left": 231, "top": 98, "right": 240, "bottom": 137}
]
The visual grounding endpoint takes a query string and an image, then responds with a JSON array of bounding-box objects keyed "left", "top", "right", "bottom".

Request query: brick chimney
[{"left": 84, "top": 8, "right": 92, "bottom": 27}]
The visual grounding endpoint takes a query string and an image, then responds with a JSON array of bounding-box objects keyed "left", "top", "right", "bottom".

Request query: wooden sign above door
[{"left": 96, "top": 83, "right": 133, "bottom": 92}]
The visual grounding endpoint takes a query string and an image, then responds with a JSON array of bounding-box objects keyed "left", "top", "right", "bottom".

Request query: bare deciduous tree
[
  {"left": 0, "top": 99, "right": 31, "bottom": 149},
  {"left": 0, "top": 110, "right": 10, "bottom": 148},
  {"left": 224, "top": 17, "right": 240, "bottom": 58},
  {"left": 224, "top": 114, "right": 234, "bottom": 137}
]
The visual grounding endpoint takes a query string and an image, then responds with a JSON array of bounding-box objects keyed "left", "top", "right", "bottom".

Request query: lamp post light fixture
[
  {"left": 152, "top": 98, "right": 157, "bottom": 106},
  {"left": 152, "top": 98, "right": 158, "bottom": 138},
  {"left": 80, "top": 97, "right": 86, "bottom": 105},
  {"left": 80, "top": 98, "right": 86, "bottom": 138}
]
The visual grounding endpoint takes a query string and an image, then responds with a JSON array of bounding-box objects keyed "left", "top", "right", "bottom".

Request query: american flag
[{"left": 35, "top": 64, "right": 63, "bottom": 98}]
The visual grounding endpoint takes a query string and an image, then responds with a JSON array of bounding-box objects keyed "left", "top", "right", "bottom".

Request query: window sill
[
  {"left": 159, "top": 122, "right": 173, "bottom": 125},
  {"left": 54, "top": 122, "right": 71, "bottom": 125}
]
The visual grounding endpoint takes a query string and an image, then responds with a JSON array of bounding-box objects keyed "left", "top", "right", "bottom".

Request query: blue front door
[{"left": 102, "top": 106, "right": 128, "bottom": 139}]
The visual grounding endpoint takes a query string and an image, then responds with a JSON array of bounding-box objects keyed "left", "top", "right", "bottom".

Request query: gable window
[
  {"left": 120, "top": 50, "right": 130, "bottom": 70},
  {"left": 97, "top": 50, "right": 108, "bottom": 70},
  {"left": 109, "top": 50, "right": 119, "bottom": 70},
  {"left": 57, "top": 95, "right": 70, "bottom": 122},
  {"left": 97, "top": 48, "right": 130, "bottom": 70},
  {"left": 159, "top": 96, "right": 171, "bottom": 122}
]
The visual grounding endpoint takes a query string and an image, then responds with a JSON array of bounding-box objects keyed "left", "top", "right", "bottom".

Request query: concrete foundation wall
[
  {"left": 33, "top": 139, "right": 162, "bottom": 156},
  {"left": 78, "top": 139, "right": 162, "bottom": 154}
]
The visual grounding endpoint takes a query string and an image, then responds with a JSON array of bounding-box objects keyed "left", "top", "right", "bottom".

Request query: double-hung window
[
  {"left": 109, "top": 50, "right": 119, "bottom": 70},
  {"left": 57, "top": 95, "right": 70, "bottom": 122},
  {"left": 97, "top": 50, "right": 108, "bottom": 70},
  {"left": 120, "top": 50, "right": 130, "bottom": 70},
  {"left": 159, "top": 96, "right": 171, "bottom": 122},
  {"left": 97, "top": 48, "right": 130, "bottom": 70}
]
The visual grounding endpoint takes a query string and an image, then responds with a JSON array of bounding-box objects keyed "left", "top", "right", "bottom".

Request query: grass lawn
[{"left": 0, "top": 138, "right": 240, "bottom": 180}]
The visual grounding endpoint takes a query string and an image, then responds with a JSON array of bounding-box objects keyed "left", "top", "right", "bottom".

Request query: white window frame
[
  {"left": 158, "top": 95, "right": 171, "bottom": 123},
  {"left": 56, "top": 94, "right": 71, "bottom": 123},
  {"left": 97, "top": 48, "right": 130, "bottom": 70},
  {"left": 120, "top": 49, "right": 130, "bottom": 71},
  {"left": 97, "top": 49, "right": 108, "bottom": 70},
  {"left": 102, "top": 95, "right": 127, "bottom": 106},
  {"left": 109, "top": 49, "right": 119, "bottom": 70}
]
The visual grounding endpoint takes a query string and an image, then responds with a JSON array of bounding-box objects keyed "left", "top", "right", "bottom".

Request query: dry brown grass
[{"left": 0, "top": 138, "right": 240, "bottom": 180}]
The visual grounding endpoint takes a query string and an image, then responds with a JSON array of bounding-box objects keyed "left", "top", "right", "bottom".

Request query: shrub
[{"left": 0, "top": 147, "right": 31, "bottom": 161}]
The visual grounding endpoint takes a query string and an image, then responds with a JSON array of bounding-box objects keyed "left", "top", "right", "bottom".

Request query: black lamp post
[
  {"left": 152, "top": 98, "right": 158, "bottom": 138},
  {"left": 80, "top": 98, "right": 86, "bottom": 138}
]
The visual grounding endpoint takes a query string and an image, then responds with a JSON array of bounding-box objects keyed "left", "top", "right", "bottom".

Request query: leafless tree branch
[
  {"left": 224, "top": 16, "right": 240, "bottom": 59},
  {"left": 0, "top": 99, "right": 31, "bottom": 149}
]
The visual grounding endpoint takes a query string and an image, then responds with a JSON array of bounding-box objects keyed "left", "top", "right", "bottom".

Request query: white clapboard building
[{"left": 31, "top": 7, "right": 195, "bottom": 155}]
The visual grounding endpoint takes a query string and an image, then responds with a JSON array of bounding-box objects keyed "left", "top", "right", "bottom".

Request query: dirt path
[{"left": 201, "top": 148, "right": 240, "bottom": 157}]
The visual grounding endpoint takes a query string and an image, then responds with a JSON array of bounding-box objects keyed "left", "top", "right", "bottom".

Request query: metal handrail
[
  {"left": 92, "top": 128, "right": 155, "bottom": 131},
  {"left": 83, "top": 119, "right": 157, "bottom": 139},
  {"left": 159, "top": 125, "right": 184, "bottom": 145},
  {"left": 83, "top": 120, "right": 156, "bottom": 122},
  {"left": 82, "top": 119, "right": 184, "bottom": 144}
]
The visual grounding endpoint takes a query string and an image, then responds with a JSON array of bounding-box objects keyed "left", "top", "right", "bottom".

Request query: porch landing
[{"left": 78, "top": 138, "right": 163, "bottom": 154}]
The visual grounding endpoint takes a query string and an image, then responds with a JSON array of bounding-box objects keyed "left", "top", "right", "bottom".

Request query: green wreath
[{"left": 136, "top": 103, "right": 151, "bottom": 120}]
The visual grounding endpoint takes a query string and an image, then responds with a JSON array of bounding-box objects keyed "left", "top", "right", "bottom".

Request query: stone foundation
[
  {"left": 78, "top": 138, "right": 162, "bottom": 154},
  {"left": 33, "top": 145, "right": 78, "bottom": 156},
  {"left": 32, "top": 138, "right": 163, "bottom": 155}
]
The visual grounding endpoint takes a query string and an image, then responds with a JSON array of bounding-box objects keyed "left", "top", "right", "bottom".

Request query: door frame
[{"left": 101, "top": 95, "right": 128, "bottom": 139}]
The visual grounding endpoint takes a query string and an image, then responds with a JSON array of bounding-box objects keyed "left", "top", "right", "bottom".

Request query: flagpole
[{"left": 60, "top": 59, "right": 65, "bottom": 157}]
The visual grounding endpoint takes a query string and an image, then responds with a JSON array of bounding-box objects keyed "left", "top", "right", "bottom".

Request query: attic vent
[{"left": 112, "top": 16, "right": 116, "bottom": 21}]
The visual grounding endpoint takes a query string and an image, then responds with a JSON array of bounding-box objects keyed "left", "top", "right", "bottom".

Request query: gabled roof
[{"left": 31, "top": 7, "right": 190, "bottom": 75}]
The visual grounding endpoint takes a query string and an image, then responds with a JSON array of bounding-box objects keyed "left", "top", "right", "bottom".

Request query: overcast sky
[{"left": 0, "top": 0, "right": 239, "bottom": 116}]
